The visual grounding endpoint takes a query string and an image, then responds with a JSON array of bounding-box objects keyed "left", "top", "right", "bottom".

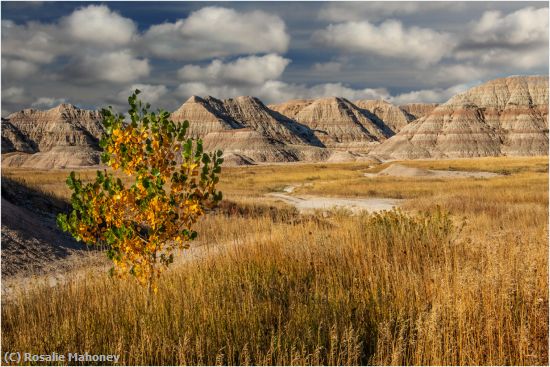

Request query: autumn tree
[{"left": 57, "top": 90, "right": 223, "bottom": 293}]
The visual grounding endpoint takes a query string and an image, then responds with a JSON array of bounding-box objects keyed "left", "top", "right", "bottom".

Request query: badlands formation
[
  {"left": 354, "top": 99, "right": 414, "bottom": 133},
  {"left": 2, "top": 104, "right": 104, "bottom": 168},
  {"left": 399, "top": 103, "right": 439, "bottom": 120},
  {"left": 1, "top": 75, "right": 548, "bottom": 168},
  {"left": 372, "top": 76, "right": 549, "bottom": 159}
]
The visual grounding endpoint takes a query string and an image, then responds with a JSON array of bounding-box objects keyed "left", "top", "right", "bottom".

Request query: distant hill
[
  {"left": 270, "top": 97, "right": 393, "bottom": 149},
  {"left": 354, "top": 99, "right": 414, "bottom": 134},
  {"left": 2, "top": 104, "right": 104, "bottom": 169},
  {"left": 371, "top": 76, "right": 549, "bottom": 159},
  {"left": 2, "top": 75, "right": 547, "bottom": 168}
]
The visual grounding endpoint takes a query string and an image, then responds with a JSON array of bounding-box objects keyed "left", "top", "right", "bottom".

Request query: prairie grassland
[{"left": 1, "top": 156, "right": 548, "bottom": 365}]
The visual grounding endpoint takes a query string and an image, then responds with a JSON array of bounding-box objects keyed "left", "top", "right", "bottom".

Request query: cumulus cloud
[
  {"left": 2, "top": 58, "right": 39, "bottom": 78},
  {"left": 1, "top": 2, "right": 546, "bottom": 115},
  {"left": 455, "top": 7, "right": 549, "bottom": 69},
  {"left": 175, "top": 79, "right": 469, "bottom": 106},
  {"left": 2, "top": 87, "right": 33, "bottom": 115},
  {"left": 142, "top": 7, "right": 289, "bottom": 60},
  {"left": 178, "top": 54, "right": 290, "bottom": 85},
  {"left": 318, "top": 2, "right": 457, "bottom": 22},
  {"left": 470, "top": 7, "right": 548, "bottom": 46},
  {"left": 31, "top": 97, "right": 67, "bottom": 108},
  {"left": 65, "top": 50, "right": 150, "bottom": 83},
  {"left": 60, "top": 5, "right": 137, "bottom": 46},
  {"left": 117, "top": 84, "right": 168, "bottom": 104},
  {"left": 390, "top": 83, "right": 470, "bottom": 105},
  {"left": 176, "top": 80, "right": 391, "bottom": 104},
  {"left": 432, "top": 64, "right": 489, "bottom": 84},
  {"left": 2, "top": 5, "right": 147, "bottom": 87},
  {"left": 313, "top": 20, "right": 453, "bottom": 65},
  {"left": 1, "top": 20, "right": 63, "bottom": 63},
  {"left": 3, "top": 87, "right": 27, "bottom": 104}
]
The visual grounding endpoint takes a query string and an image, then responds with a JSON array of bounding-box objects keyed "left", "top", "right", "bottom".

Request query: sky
[{"left": 1, "top": 1, "right": 548, "bottom": 116}]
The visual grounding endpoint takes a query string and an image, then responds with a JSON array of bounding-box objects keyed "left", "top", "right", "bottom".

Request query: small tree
[{"left": 57, "top": 90, "right": 223, "bottom": 293}]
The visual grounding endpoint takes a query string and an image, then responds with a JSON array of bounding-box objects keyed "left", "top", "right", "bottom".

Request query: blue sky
[{"left": 2, "top": 1, "right": 548, "bottom": 115}]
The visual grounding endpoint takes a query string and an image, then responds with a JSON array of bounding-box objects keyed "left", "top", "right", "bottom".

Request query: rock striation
[
  {"left": 221, "top": 96, "right": 322, "bottom": 146},
  {"left": 354, "top": 99, "right": 414, "bottom": 133},
  {"left": 170, "top": 95, "right": 328, "bottom": 164},
  {"left": 2, "top": 104, "right": 104, "bottom": 151},
  {"left": 171, "top": 96, "right": 244, "bottom": 137},
  {"left": 398, "top": 103, "right": 439, "bottom": 120},
  {"left": 2, "top": 104, "right": 104, "bottom": 168},
  {"left": 3, "top": 75, "right": 547, "bottom": 168},
  {"left": 172, "top": 95, "right": 321, "bottom": 146},
  {"left": 201, "top": 128, "right": 328, "bottom": 164},
  {"left": 268, "top": 99, "right": 314, "bottom": 119},
  {"left": 1, "top": 119, "right": 37, "bottom": 153},
  {"left": 289, "top": 97, "right": 392, "bottom": 149},
  {"left": 372, "top": 76, "right": 549, "bottom": 159}
]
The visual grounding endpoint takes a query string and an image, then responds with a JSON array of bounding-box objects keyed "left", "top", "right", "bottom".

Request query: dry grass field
[{"left": 1, "top": 156, "right": 548, "bottom": 365}]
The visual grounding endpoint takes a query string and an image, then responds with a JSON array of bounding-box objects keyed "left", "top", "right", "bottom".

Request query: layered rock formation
[
  {"left": 172, "top": 95, "right": 322, "bottom": 146},
  {"left": 202, "top": 129, "right": 298, "bottom": 163},
  {"left": 289, "top": 97, "right": 392, "bottom": 149},
  {"left": 372, "top": 76, "right": 549, "bottom": 159},
  {"left": 2, "top": 104, "right": 104, "bottom": 168},
  {"left": 221, "top": 96, "right": 322, "bottom": 146},
  {"left": 3, "top": 75, "right": 546, "bottom": 168},
  {"left": 354, "top": 99, "right": 413, "bottom": 133},
  {"left": 2, "top": 104, "right": 103, "bottom": 151},
  {"left": 399, "top": 103, "right": 439, "bottom": 120},
  {"left": 170, "top": 95, "right": 327, "bottom": 164},
  {"left": 171, "top": 96, "right": 243, "bottom": 137},
  {"left": 268, "top": 99, "right": 314, "bottom": 119},
  {"left": 1, "top": 119, "right": 37, "bottom": 153},
  {"left": 202, "top": 128, "right": 327, "bottom": 164}
]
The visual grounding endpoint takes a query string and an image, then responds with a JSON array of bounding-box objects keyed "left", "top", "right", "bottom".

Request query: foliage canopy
[{"left": 57, "top": 90, "right": 223, "bottom": 290}]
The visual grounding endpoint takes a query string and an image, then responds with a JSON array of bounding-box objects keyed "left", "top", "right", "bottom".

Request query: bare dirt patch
[
  {"left": 267, "top": 192, "right": 402, "bottom": 213},
  {"left": 365, "top": 163, "right": 500, "bottom": 179}
]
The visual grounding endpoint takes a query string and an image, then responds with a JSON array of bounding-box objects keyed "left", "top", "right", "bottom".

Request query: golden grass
[
  {"left": 366, "top": 156, "right": 549, "bottom": 174},
  {"left": 1, "top": 156, "right": 548, "bottom": 365}
]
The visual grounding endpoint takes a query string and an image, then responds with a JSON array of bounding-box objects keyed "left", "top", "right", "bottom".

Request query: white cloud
[
  {"left": 67, "top": 50, "right": 150, "bottom": 83},
  {"left": 180, "top": 79, "right": 469, "bottom": 106},
  {"left": 176, "top": 80, "right": 390, "bottom": 104},
  {"left": 61, "top": 5, "right": 137, "bottom": 46},
  {"left": 142, "top": 7, "right": 289, "bottom": 60},
  {"left": 318, "top": 2, "right": 459, "bottom": 22},
  {"left": 3, "top": 87, "right": 26, "bottom": 104},
  {"left": 470, "top": 7, "right": 548, "bottom": 46},
  {"left": 178, "top": 54, "right": 290, "bottom": 85},
  {"left": 457, "top": 47, "right": 548, "bottom": 70},
  {"left": 303, "top": 83, "right": 390, "bottom": 101},
  {"left": 455, "top": 7, "right": 549, "bottom": 70},
  {"left": 313, "top": 20, "right": 453, "bottom": 65},
  {"left": 31, "top": 97, "right": 67, "bottom": 108},
  {"left": 432, "top": 64, "right": 488, "bottom": 84},
  {"left": 313, "top": 61, "right": 342, "bottom": 73},
  {"left": 1, "top": 20, "right": 62, "bottom": 63},
  {"left": 1, "top": 5, "right": 143, "bottom": 86},
  {"left": 117, "top": 84, "right": 168, "bottom": 104},
  {"left": 2, "top": 58, "right": 39, "bottom": 78},
  {"left": 390, "top": 83, "right": 470, "bottom": 105}
]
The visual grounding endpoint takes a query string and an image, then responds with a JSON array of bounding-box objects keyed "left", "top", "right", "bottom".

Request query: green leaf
[
  {"left": 101, "top": 152, "right": 110, "bottom": 164},
  {"left": 142, "top": 177, "right": 151, "bottom": 189},
  {"left": 96, "top": 170, "right": 105, "bottom": 183},
  {"left": 56, "top": 214, "right": 68, "bottom": 232},
  {"left": 183, "top": 139, "right": 192, "bottom": 159}
]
